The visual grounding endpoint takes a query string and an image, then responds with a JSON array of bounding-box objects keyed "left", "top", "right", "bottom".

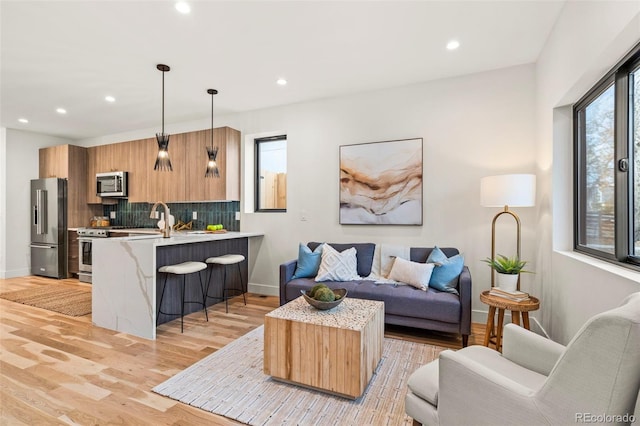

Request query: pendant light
[
  {"left": 205, "top": 88, "right": 220, "bottom": 178},
  {"left": 154, "top": 64, "right": 172, "bottom": 171}
]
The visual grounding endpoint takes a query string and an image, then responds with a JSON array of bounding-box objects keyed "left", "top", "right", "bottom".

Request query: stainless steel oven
[{"left": 77, "top": 228, "right": 109, "bottom": 283}]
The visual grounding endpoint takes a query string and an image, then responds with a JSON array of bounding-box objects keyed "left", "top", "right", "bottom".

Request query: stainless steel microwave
[{"left": 96, "top": 171, "right": 128, "bottom": 197}]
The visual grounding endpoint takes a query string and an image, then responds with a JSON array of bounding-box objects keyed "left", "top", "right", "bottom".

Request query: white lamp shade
[{"left": 480, "top": 174, "right": 536, "bottom": 207}]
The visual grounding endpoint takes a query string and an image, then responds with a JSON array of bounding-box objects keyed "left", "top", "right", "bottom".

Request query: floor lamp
[{"left": 480, "top": 174, "right": 536, "bottom": 290}]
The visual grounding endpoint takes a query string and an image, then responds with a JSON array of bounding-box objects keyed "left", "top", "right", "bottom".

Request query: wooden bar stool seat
[
  {"left": 205, "top": 254, "right": 246, "bottom": 313},
  {"left": 157, "top": 261, "right": 208, "bottom": 332}
]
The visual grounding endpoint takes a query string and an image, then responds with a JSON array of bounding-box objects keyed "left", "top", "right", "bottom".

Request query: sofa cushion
[
  {"left": 426, "top": 246, "right": 464, "bottom": 295},
  {"left": 292, "top": 243, "right": 323, "bottom": 279},
  {"left": 387, "top": 257, "right": 434, "bottom": 291},
  {"left": 315, "top": 245, "right": 360, "bottom": 282},
  {"left": 308, "top": 242, "right": 375, "bottom": 277},
  {"left": 285, "top": 278, "right": 461, "bottom": 324},
  {"left": 410, "top": 247, "right": 459, "bottom": 263}
]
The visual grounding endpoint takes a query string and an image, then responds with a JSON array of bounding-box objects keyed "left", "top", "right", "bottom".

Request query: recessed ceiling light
[
  {"left": 446, "top": 40, "right": 460, "bottom": 50},
  {"left": 276, "top": 78, "right": 287, "bottom": 86},
  {"left": 56, "top": 108, "right": 67, "bottom": 114},
  {"left": 105, "top": 95, "right": 116, "bottom": 103},
  {"left": 18, "top": 118, "right": 28, "bottom": 124},
  {"left": 175, "top": 2, "right": 190, "bottom": 14}
]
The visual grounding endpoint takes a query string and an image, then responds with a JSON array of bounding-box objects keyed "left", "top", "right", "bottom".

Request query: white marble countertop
[{"left": 99, "top": 231, "right": 263, "bottom": 246}]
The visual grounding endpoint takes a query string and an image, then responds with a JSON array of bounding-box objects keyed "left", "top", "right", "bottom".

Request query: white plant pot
[{"left": 496, "top": 273, "right": 519, "bottom": 292}]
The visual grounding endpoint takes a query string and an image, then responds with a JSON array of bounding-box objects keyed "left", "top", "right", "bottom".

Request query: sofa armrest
[
  {"left": 502, "top": 323, "right": 565, "bottom": 376},
  {"left": 279, "top": 259, "right": 297, "bottom": 305},
  {"left": 458, "top": 266, "right": 472, "bottom": 337}
]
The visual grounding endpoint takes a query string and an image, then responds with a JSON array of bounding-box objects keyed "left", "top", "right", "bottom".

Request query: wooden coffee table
[{"left": 263, "top": 296, "right": 384, "bottom": 399}]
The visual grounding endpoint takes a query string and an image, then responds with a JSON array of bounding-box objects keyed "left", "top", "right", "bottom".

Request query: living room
[{"left": 1, "top": 1, "right": 640, "bottom": 424}]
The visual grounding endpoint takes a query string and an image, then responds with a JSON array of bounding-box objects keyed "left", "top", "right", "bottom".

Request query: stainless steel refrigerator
[{"left": 30, "top": 178, "right": 67, "bottom": 278}]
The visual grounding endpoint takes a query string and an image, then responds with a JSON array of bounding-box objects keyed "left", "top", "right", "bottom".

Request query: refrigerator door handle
[
  {"left": 30, "top": 244, "right": 55, "bottom": 249},
  {"left": 35, "top": 189, "right": 47, "bottom": 235}
]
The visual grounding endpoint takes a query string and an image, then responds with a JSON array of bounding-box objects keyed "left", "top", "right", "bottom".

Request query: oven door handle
[{"left": 78, "top": 237, "right": 95, "bottom": 242}]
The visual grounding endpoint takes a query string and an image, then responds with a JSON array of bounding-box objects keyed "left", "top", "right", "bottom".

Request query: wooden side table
[{"left": 480, "top": 290, "right": 540, "bottom": 352}]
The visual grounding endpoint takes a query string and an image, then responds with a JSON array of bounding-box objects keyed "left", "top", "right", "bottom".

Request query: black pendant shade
[
  {"left": 154, "top": 64, "right": 172, "bottom": 171},
  {"left": 205, "top": 88, "right": 220, "bottom": 178}
]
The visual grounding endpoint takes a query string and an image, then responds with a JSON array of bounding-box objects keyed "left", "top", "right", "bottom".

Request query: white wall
[
  {"left": 2, "top": 64, "right": 539, "bottom": 330},
  {"left": 77, "top": 65, "right": 538, "bottom": 319},
  {"left": 0, "top": 129, "right": 73, "bottom": 278},
  {"left": 230, "top": 65, "right": 538, "bottom": 316},
  {"left": 536, "top": 2, "right": 640, "bottom": 344}
]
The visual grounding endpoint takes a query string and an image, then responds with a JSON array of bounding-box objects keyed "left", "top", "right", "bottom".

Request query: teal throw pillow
[
  {"left": 292, "top": 243, "right": 324, "bottom": 279},
  {"left": 426, "top": 246, "right": 464, "bottom": 295}
]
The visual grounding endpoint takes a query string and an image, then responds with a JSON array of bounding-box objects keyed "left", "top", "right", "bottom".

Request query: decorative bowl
[{"left": 301, "top": 288, "right": 348, "bottom": 310}]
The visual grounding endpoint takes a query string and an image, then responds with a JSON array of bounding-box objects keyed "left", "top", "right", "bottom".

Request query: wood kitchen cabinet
[
  {"left": 184, "top": 127, "right": 240, "bottom": 201},
  {"left": 83, "top": 126, "right": 240, "bottom": 205},
  {"left": 86, "top": 141, "right": 131, "bottom": 204},
  {"left": 152, "top": 132, "right": 186, "bottom": 202},
  {"left": 39, "top": 144, "right": 101, "bottom": 228},
  {"left": 39, "top": 144, "right": 67, "bottom": 179},
  {"left": 67, "top": 230, "right": 79, "bottom": 277},
  {"left": 127, "top": 138, "right": 153, "bottom": 202}
]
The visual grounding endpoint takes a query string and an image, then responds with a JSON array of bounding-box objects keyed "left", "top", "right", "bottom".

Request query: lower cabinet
[{"left": 68, "top": 230, "right": 79, "bottom": 277}]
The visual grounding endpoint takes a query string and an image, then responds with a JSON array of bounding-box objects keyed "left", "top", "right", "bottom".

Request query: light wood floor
[{"left": 0, "top": 276, "right": 485, "bottom": 425}]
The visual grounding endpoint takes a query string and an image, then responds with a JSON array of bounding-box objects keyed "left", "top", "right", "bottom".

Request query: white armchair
[{"left": 406, "top": 292, "right": 640, "bottom": 425}]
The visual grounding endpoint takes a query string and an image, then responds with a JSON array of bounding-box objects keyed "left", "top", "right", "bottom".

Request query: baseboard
[
  {"left": 472, "top": 308, "right": 548, "bottom": 338},
  {"left": 247, "top": 282, "right": 279, "bottom": 297},
  {"left": 0, "top": 268, "right": 30, "bottom": 279}
]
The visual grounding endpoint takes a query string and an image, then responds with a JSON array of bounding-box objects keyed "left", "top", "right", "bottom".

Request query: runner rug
[
  {"left": 153, "top": 325, "right": 445, "bottom": 425},
  {"left": 0, "top": 284, "right": 91, "bottom": 316}
]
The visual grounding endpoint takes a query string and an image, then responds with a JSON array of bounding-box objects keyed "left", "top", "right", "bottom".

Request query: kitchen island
[{"left": 91, "top": 231, "right": 263, "bottom": 339}]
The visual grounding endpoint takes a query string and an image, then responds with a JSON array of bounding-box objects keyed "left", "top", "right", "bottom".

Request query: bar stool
[
  {"left": 205, "top": 254, "right": 246, "bottom": 313},
  {"left": 157, "top": 261, "right": 208, "bottom": 332}
]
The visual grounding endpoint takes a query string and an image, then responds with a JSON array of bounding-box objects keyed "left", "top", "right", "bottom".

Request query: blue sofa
[{"left": 279, "top": 243, "right": 472, "bottom": 347}]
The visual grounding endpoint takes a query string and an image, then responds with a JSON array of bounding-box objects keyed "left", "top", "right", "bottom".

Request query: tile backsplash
[{"left": 103, "top": 200, "right": 240, "bottom": 231}]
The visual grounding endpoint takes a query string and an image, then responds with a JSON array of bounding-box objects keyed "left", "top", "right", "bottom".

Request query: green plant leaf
[{"left": 482, "top": 254, "right": 532, "bottom": 274}]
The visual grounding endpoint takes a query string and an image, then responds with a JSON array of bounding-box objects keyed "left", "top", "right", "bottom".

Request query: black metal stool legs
[
  {"left": 156, "top": 272, "right": 169, "bottom": 326},
  {"left": 157, "top": 269, "right": 209, "bottom": 333},
  {"left": 205, "top": 260, "right": 246, "bottom": 314},
  {"left": 198, "top": 270, "right": 208, "bottom": 322},
  {"left": 237, "top": 262, "right": 247, "bottom": 306}
]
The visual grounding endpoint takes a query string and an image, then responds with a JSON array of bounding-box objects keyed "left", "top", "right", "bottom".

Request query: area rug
[
  {"left": 153, "top": 326, "right": 445, "bottom": 425},
  {"left": 0, "top": 284, "right": 91, "bottom": 316}
]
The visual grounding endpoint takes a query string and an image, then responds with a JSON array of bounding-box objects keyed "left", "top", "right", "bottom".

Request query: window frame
[
  {"left": 573, "top": 41, "right": 640, "bottom": 270},
  {"left": 254, "top": 134, "right": 287, "bottom": 213}
]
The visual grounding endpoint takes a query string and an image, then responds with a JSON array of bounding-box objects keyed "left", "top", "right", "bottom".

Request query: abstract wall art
[{"left": 339, "top": 138, "right": 423, "bottom": 225}]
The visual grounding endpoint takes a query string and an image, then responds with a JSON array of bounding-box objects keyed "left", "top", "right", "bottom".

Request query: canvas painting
[{"left": 340, "top": 138, "right": 423, "bottom": 225}]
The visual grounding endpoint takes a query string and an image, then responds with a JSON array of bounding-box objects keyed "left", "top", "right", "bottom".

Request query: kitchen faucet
[{"left": 150, "top": 201, "right": 171, "bottom": 238}]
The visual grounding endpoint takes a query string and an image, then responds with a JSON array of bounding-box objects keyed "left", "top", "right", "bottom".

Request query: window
[
  {"left": 574, "top": 42, "right": 640, "bottom": 267},
  {"left": 255, "top": 135, "right": 287, "bottom": 212}
]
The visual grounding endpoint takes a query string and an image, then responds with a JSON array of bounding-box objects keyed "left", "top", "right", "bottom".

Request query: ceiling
[{"left": 1, "top": 1, "right": 565, "bottom": 140}]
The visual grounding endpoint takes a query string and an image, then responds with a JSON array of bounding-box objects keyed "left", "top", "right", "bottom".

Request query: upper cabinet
[
  {"left": 184, "top": 127, "right": 240, "bottom": 201},
  {"left": 39, "top": 144, "right": 68, "bottom": 179},
  {"left": 127, "top": 138, "right": 153, "bottom": 203},
  {"left": 54, "top": 127, "right": 240, "bottom": 207},
  {"left": 86, "top": 141, "right": 131, "bottom": 204},
  {"left": 39, "top": 144, "right": 102, "bottom": 227}
]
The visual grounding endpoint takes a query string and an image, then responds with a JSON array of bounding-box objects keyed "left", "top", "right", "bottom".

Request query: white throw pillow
[
  {"left": 315, "top": 244, "right": 360, "bottom": 282},
  {"left": 387, "top": 257, "right": 435, "bottom": 291}
]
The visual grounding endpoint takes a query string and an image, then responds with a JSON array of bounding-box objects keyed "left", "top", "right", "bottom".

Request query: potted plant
[{"left": 482, "top": 254, "right": 531, "bottom": 292}]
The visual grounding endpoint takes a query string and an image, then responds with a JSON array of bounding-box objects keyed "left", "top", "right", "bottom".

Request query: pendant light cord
[
  {"left": 161, "top": 70, "right": 165, "bottom": 134},
  {"left": 210, "top": 91, "right": 214, "bottom": 148}
]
